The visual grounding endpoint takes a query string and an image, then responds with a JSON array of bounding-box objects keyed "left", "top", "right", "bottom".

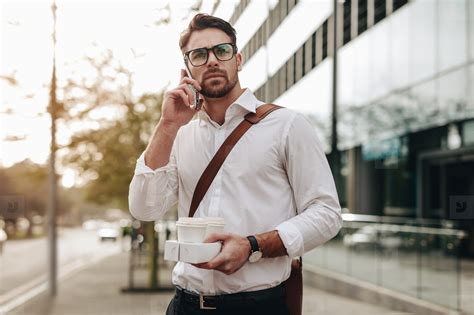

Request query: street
[{"left": 0, "top": 227, "right": 122, "bottom": 305}]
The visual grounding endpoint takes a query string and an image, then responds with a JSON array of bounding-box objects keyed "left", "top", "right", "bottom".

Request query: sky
[{"left": 0, "top": 0, "right": 227, "bottom": 186}]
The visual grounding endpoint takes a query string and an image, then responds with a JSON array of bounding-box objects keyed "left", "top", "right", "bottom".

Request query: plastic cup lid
[
  {"left": 177, "top": 217, "right": 207, "bottom": 226},
  {"left": 204, "top": 217, "right": 226, "bottom": 225}
]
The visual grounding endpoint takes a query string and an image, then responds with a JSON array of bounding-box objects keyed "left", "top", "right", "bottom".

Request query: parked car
[
  {"left": 0, "top": 228, "right": 7, "bottom": 254},
  {"left": 97, "top": 223, "right": 119, "bottom": 242}
]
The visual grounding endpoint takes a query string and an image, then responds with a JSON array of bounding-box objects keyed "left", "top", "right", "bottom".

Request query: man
[{"left": 129, "top": 13, "right": 342, "bottom": 315}]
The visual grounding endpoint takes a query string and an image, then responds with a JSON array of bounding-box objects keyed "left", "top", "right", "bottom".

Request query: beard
[{"left": 199, "top": 70, "right": 238, "bottom": 98}]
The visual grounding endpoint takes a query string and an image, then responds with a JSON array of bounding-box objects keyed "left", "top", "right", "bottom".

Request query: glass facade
[
  {"left": 338, "top": 0, "right": 474, "bottom": 149},
  {"left": 233, "top": 0, "right": 474, "bottom": 312}
]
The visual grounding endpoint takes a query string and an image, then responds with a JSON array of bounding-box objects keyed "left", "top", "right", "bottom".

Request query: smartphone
[{"left": 184, "top": 66, "right": 202, "bottom": 111}]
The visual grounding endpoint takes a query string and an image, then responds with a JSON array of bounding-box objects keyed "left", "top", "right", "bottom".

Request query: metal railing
[{"left": 305, "top": 213, "right": 469, "bottom": 312}]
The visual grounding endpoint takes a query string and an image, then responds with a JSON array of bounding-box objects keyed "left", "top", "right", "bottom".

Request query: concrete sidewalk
[{"left": 4, "top": 252, "right": 410, "bottom": 315}]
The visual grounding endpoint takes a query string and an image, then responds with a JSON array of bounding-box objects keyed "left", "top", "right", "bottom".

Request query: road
[{"left": 0, "top": 227, "right": 122, "bottom": 305}]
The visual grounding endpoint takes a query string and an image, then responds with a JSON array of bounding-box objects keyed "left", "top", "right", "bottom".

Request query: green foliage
[
  {"left": 60, "top": 49, "right": 163, "bottom": 210},
  {"left": 0, "top": 160, "right": 72, "bottom": 218}
]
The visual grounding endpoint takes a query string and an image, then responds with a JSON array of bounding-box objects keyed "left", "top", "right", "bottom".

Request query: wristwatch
[{"left": 246, "top": 235, "right": 263, "bottom": 263}]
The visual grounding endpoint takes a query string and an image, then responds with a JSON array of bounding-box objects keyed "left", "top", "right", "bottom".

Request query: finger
[
  {"left": 169, "top": 89, "right": 191, "bottom": 107},
  {"left": 203, "top": 232, "right": 230, "bottom": 243},
  {"left": 192, "top": 262, "right": 208, "bottom": 269},
  {"left": 220, "top": 263, "right": 236, "bottom": 275},
  {"left": 200, "top": 252, "right": 227, "bottom": 270},
  {"left": 180, "top": 77, "right": 202, "bottom": 91},
  {"left": 180, "top": 68, "right": 186, "bottom": 80},
  {"left": 181, "top": 77, "right": 202, "bottom": 92},
  {"left": 176, "top": 90, "right": 191, "bottom": 107},
  {"left": 178, "top": 84, "right": 195, "bottom": 105},
  {"left": 192, "top": 250, "right": 220, "bottom": 269}
]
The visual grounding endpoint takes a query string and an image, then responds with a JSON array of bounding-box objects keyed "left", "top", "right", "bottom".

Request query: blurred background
[{"left": 1, "top": 0, "right": 473, "bottom": 314}]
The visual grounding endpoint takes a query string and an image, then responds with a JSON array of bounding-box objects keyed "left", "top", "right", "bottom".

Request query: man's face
[{"left": 184, "top": 28, "right": 242, "bottom": 98}]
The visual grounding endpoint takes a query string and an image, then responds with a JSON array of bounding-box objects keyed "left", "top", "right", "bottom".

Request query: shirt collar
[{"left": 198, "top": 88, "right": 262, "bottom": 127}]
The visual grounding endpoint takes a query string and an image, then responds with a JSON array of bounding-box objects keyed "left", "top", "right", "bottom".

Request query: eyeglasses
[{"left": 184, "top": 43, "right": 237, "bottom": 67}]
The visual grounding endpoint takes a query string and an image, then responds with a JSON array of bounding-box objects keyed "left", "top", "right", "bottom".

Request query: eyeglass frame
[{"left": 183, "top": 43, "right": 238, "bottom": 67}]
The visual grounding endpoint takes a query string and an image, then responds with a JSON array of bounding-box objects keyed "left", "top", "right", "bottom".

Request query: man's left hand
[{"left": 192, "top": 232, "right": 251, "bottom": 275}]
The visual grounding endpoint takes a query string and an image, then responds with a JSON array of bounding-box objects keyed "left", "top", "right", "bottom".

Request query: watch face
[{"left": 249, "top": 251, "right": 262, "bottom": 263}]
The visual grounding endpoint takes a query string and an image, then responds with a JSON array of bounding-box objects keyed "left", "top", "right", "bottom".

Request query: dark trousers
[{"left": 165, "top": 285, "right": 290, "bottom": 315}]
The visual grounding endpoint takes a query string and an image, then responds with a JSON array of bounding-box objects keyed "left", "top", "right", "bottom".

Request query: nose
[{"left": 206, "top": 50, "right": 220, "bottom": 68}]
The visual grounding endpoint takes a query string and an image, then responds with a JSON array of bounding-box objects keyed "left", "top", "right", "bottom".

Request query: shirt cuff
[
  {"left": 134, "top": 152, "right": 171, "bottom": 175},
  {"left": 275, "top": 220, "right": 304, "bottom": 258}
]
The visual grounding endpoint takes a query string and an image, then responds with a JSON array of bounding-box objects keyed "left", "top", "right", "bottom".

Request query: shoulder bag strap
[{"left": 188, "top": 103, "right": 283, "bottom": 217}]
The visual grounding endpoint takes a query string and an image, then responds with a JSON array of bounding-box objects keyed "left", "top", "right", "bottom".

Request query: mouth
[
  {"left": 205, "top": 75, "right": 225, "bottom": 80},
  {"left": 204, "top": 72, "right": 226, "bottom": 80}
]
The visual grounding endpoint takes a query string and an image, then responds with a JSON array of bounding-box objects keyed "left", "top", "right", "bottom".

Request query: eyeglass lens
[{"left": 188, "top": 43, "right": 235, "bottom": 66}]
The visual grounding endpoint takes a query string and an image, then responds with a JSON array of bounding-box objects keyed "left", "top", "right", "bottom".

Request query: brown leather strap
[
  {"left": 285, "top": 257, "right": 303, "bottom": 315},
  {"left": 188, "top": 104, "right": 283, "bottom": 217}
]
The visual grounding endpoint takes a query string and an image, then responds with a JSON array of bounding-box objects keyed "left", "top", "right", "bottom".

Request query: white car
[
  {"left": 0, "top": 228, "right": 7, "bottom": 254},
  {"left": 97, "top": 224, "right": 119, "bottom": 242}
]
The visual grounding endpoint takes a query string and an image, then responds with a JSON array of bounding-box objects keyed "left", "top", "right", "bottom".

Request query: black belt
[{"left": 175, "top": 283, "right": 286, "bottom": 310}]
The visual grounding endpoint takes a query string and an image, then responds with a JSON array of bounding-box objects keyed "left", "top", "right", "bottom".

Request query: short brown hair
[{"left": 179, "top": 13, "right": 237, "bottom": 52}]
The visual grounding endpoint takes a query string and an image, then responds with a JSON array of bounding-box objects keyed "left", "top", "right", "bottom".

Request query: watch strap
[{"left": 246, "top": 235, "right": 260, "bottom": 253}]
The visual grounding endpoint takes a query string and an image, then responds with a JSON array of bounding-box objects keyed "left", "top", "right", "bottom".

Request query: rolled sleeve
[
  {"left": 284, "top": 202, "right": 342, "bottom": 254},
  {"left": 128, "top": 149, "right": 178, "bottom": 222},
  {"left": 276, "top": 220, "right": 305, "bottom": 258},
  {"left": 134, "top": 152, "right": 157, "bottom": 175}
]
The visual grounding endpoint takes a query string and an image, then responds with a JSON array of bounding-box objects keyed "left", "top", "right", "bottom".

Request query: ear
[{"left": 236, "top": 52, "right": 243, "bottom": 71}]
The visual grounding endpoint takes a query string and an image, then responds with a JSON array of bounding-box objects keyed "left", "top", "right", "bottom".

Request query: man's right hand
[
  {"left": 160, "top": 69, "right": 203, "bottom": 128},
  {"left": 144, "top": 70, "right": 202, "bottom": 170}
]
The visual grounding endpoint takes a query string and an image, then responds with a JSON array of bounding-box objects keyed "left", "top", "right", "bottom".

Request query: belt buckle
[{"left": 199, "top": 294, "right": 217, "bottom": 310}]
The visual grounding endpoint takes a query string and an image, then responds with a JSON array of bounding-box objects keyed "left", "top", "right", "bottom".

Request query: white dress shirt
[{"left": 128, "top": 88, "right": 342, "bottom": 294}]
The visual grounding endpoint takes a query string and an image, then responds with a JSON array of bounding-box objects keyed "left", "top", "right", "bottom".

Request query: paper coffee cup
[
  {"left": 204, "top": 217, "right": 226, "bottom": 237},
  {"left": 176, "top": 217, "right": 207, "bottom": 243}
]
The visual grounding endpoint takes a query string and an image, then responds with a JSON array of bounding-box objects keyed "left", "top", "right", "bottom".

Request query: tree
[
  {"left": 60, "top": 49, "right": 163, "bottom": 210},
  {"left": 59, "top": 49, "right": 165, "bottom": 289},
  {"left": 0, "top": 160, "right": 73, "bottom": 236}
]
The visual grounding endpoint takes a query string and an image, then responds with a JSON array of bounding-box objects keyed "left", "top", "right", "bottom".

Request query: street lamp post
[
  {"left": 331, "top": 0, "right": 342, "bottom": 194},
  {"left": 47, "top": 0, "right": 58, "bottom": 297}
]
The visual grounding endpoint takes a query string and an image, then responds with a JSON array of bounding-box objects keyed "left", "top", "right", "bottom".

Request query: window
[
  {"left": 393, "top": 0, "right": 408, "bottom": 12},
  {"left": 302, "top": 43, "right": 306, "bottom": 76},
  {"left": 312, "top": 32, "right": 317, "bottom": 68},
  {"left": 264, "top": 19, "right": 270, "bottom": 43},
  {"left": 249, "top": 38, "right": 254, "bottom": 57},
  {"left": 271, "top": 76, "right": 278, "bottom": 101},
  {"left": 358, "top": 0, "right": 368, "bottom": 35},
  {"left": 287, "top": 55, "right": 294, "bottom": 89},
  {"left": 374, "top": 0, "right": 386, "bottom": 25},
  {"left": 263, "top": 82, "right": 269, "bottom": 101},
  {"left": 280, "top": 0, "right": 287, "bottom": 21},
  {"left": 293, "top": 51, "right": 298, "bottom": 84},
  {"left": 322, "top": 21, "right": 328, "bottom": 59},
  {"left": 276, "top": 68, "right": 282, "bottom": 96},
  {"left": 343, "top": 0, "right": 352, "bottom": 45},
  {"left": 288, "top": 0, "right": 294, "bottom": 12},
  {"left": 243, "top": 46, "right": 249, "bottom": 62},
  {"left": 279, "top": 66, "right": 287, "bottom": 95},
  {"left": 274, "top": 3, "right": 281, "bottom": 32},
  {"left": 305, "top": 36, "right": 313, "bottom": 74},
  {"left": 229, "top": 0, "right": 250, "bottom": 25}
]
